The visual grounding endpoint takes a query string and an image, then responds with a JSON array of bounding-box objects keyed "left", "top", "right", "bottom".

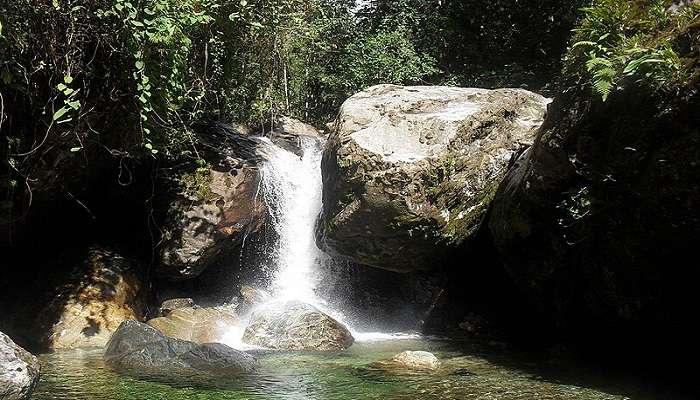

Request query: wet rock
[
  {"left": 158, "top": 162, "right": 266, "bottom": 281},
  {"left": 39, "top": 247, "right": 146, "bottom": 350},
  {"left": 239, "top": 285, "right": 270, "bottom": 307},
  {"left": 268, "top": 117, "right": 323, "bottom": 156},
  {"left": 317, "top": 84, "right": 549, "bottom": 272},
  {"left": 242, "top": 301, "right": 354, "bottom": 351},
  {"left": 158, "top": 298, "right": 195, "bottom": 316},
  {"left": 147, "top": 307, "right": 238, "bottom": 344},
  {"left": 375, "top": 351, "right": 441, "bottom": 371},
  {"left": 104, "top": 321, "right": 258, "bottom": 377},
  {"left": 0, "top": 331, "right": 40, "bottom": 400}
]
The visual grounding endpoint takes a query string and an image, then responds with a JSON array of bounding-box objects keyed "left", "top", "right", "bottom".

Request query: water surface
[{"left": 32, "top": 338, "right": 672, "bottom": 400}]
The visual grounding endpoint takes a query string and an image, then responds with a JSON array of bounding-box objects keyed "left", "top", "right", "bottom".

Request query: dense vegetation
[
  {"left": 0, "top": 0, "right": 582, "bottom": 231},
  {"left": 1, "top": 0, "right": 697, "bottom": 233}
]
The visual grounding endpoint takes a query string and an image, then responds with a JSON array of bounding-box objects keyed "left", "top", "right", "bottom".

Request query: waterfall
[
  {"left": 258, "top": 136, "right": 327, "bottom": 305},
  {"left": 220, "top": 134, "right": 420, "bottom": 349}
]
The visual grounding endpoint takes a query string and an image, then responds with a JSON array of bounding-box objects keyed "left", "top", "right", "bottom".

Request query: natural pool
[{"left": 31, "top": 337, "right": 679, "bottom": 400}]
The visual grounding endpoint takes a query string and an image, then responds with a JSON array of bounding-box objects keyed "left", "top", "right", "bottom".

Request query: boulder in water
[
  {"left": 317, "top": 84, "right": 549, "bottom": 272},
  {"left": 39, "top": 247, "right": 146, "bottom": 350},
  {"left": 374, "top": 350, "right": 441, "bottom": 371},
  {"left": 0, "top": 332, "right": 40, "bottom": 400},
  {"left": 158, "top": 298, "right": 195, "bottom": 316},
  {"left": 147, "top": 306, "right": 238, "bottom": 344},
  {"left": 242, "top": 301, "right": 354, "bottom": 351},
  {"left": 104, "top": 321, "right": 258, "bottom": 377}
]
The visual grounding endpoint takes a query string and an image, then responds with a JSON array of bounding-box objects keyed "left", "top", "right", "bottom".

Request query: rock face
[
  {"left": 0, "top": 332, "right": 40, "bottom": 400},
  {"left": 40, "top": 247, "right": 146, "bottom": 350},
  {"left": 104, "top": 321, "right": 258, "bottom": 377},
  {"left": 242, "top": 301, "right": 354, "bottom": 351},
  {"left": 487, "top": 84, "right": 700, "bottom": 346},
  {"left": 317, "top": 84, "right": 549, "bottom": 272},
  {"left": 158, "top": 161, "right": 266, "bottom": 280},
  {"left": 375, "top": 351, "right": 441, "bottom": 371},
  {"left": 147, "top": 307, "right": 238, "bottom": 344}
]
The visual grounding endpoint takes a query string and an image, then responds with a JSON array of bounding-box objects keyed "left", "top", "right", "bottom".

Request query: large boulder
[
  {"left": 147, "top": 306, "right": 238, "bottom": 344},
  {"left": 158, "top": 162, "right": 266, "bottom": 280},
  {"left": 104, "top": 321, "right": 258, "bottom": 378},
  {"left": 242, "top": 301, "right": 354, "bottom": 351},
  {"left": 317, "top": 84, "right": 549, "bottom": 272},
  {"left": 39, "top": 247, "right": 146, "bottom": 350},
  {"left": 0, "top": 332, "right": 40, "bottom": 400}
]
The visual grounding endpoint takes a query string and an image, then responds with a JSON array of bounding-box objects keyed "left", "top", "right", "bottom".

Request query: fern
[{"left": 586, "top": 55, "right": 617, "bottom": 100}]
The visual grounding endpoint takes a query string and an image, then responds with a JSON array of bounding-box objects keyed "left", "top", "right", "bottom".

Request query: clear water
[{"left": 32, "top": 338, "right": 667, "bottom": 400}]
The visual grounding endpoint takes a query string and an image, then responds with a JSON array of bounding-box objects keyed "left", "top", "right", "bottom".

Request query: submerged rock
[
  {"left": 39, "top": 247, "right": 146, "bottom": 350},
  {"left": 374, "top": 350, "right": 441, "bottom": 371},
  {"left": 317, "top": 84, "right": 549, "bottom": 272},
  {"left": 0, "top": 332, "right": 40, "bottom": 400},
  {"left": 147, "top": 306, "right": 238, "bottom": 344},
  {"left": 242, "top": 301, "right": 354, "bottom": 351},
  {"left": 104, "top": 321, "right": 258, "bottom": 377}
]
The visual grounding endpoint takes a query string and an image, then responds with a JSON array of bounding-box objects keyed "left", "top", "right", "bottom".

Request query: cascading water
[
  {"left": 258, "top": 136, "right": 327, "bottom": 306},
  {"left": 222, "top": 134, "right": 420, "bottom": 349}
]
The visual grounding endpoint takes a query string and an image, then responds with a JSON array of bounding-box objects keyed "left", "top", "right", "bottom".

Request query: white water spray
[{"left": 259, "top": 136, "right": 327, "bottom": 305}]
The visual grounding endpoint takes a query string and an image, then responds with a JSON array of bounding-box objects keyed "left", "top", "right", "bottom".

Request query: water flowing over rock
[
  {"left": 147, "top": 307, "right": 238, "bottom": 344},
  {"left": 267, "top": 117, "right": 323, "bottom": 156},
  {"left": 0, "top": 332, "right": 40, "bottom": 400},
  {"left": 39, "top": 247, "right": 146, "bottom": 350},
  {"left": 242, "top": 301, "right": 354, "bottom": 351},
  {"left": 373, "top": 350, "right": 441, "bottom": 371},
  {"left": 317, "top": 84, "right": 550, "bottom": 272},
  {"left": 104, "top": 321, "right": 258, "bottom": 378}
]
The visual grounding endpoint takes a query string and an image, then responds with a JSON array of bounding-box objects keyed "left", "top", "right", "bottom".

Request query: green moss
[{"left": 179, "top": 160, "right": 215, "bottom": 201}]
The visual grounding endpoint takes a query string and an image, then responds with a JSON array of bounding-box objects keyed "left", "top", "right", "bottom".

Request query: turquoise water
[{"left": 32, "top": 338, "right": 667, "bottom": 400}]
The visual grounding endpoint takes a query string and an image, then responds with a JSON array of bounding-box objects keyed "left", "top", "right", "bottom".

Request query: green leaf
[
  {"left": 52, "top": 107, "right": 70, "bottom": 121},
  {"left": 57, "top": 83, "right": 67, "bottom": 91},
  {"left": 135, "top": 61, "right": 145, "bottom": 70},
  {"left": 131, "top": 20, "right": 144, "bottom": 27},
  {"left": 70, "top": 147, "right": 82, "bottom": 152},
  {"left": 63, "top": 88, "right": 75, "bottom": 96},
  {"left": 67, "top": 100, "right": 81, "bottom": 110},
  {"left": 145, "top": 143, "right": 153, "bottom": 150},
  {"left": 64, "top": 75, "right": 74, "bottom": 84}
]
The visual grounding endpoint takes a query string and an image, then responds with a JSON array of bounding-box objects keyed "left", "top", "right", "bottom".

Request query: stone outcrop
[
  {"left": 0, "top": 332, "right": 40, "bottom": 400},
  {"left": 147, "top": 306, "right": 238, "bottom": 344},
  {"left": 242, "top": 301, "right": 354, "bottom": 351},
  {"left": 40, "top": 247, "right": 146, "bottom": 350},
  {"left": 104, "top": 321, "right": 258, "bottom": 378},
  {"left": 317, "top": 84, "right": 549, "bottom": 272}
]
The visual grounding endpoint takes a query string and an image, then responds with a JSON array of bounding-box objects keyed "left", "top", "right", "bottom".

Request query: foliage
[{"left": 566, "top": 0, "right": 700, "bottom": 100}]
